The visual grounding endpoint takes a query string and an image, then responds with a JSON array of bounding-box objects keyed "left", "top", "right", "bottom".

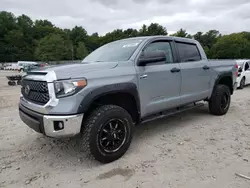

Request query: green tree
[
  {"left": 70, "top": 26, "right": 88, "bottom": 45},
  {"left": 123, "top": 28, "right": 138, "bottom": 38},
  {"left": 87, "top": 32, "right": 100, "bottom": 52},
  {"left": 171, "top": 28, "right": 191, "bottom": 38},
  {"left": 2, "top": 10, "right": 250, "bottom": 62},
  {"left": 0, "top": 11, "right": 17, "bottom": 36},
  {"left": 193, "top": 30, "right": 221, "bottom": 58},
  {"left": 241, "top": 32, "right": 250, "bottom": 41},
  {"left": 0, "top": 11, "right": 17, "bottom": 61},
  {"left": 203, "top": 30, "right": 221, "bottom": 48},
  {"left": 69, "top": 26, "right": 88, "bottom": 59},
  {"left": 16, "top": 14, "right": 35, "bottom": 60},
  {"left": 17, "top": 14, "right": 33, "bottom": 29},
  {"left": 139, "top": 24, "right": 148, "bottom": 36},
  {"left": 210, "top": 33, "right": 250, "bottom": 59},
  {"left": 203, "top": 46, "right": 210, "bottom": 57},
  {"left": 101, "top": 29, "right": 126, "bottom": 45},
  {"left": 147, "top": 23, "right": 168, "bottom": 35},
  {"left": 76, "top": 42, "right": 89, "bottom": 59},
  {"left": 4, "top": 29, "right": 25, "bottom": 61},
  {"left": 33, "top": 19, "right": 59, "bottom": 40},
  {"left": 35, "top": 34, "right": 72, "bottom": 61},
  {"left": 139, "top": 23, "right": 168, "bottom": 36},
  {"left": 194, "top": 30, "right": 221, "bottom": 48}
]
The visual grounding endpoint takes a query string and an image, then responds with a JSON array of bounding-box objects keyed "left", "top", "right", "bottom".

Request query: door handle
[
  {"left": 140, "top": 74, "right": 148, "bottom": 79},
  {"left": 203, "top": 65, "right": 210, "bottom": 70},
  {"left": 171, "top": 67, "right": 181, "bottom": 73}
]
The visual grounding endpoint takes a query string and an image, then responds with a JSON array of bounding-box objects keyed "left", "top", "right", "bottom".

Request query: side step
[{"left": 141, "top": 102, "right": 204, "bottom": 124}]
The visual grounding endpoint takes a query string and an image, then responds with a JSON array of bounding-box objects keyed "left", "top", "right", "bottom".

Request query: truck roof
[{"left": 119, "top": 35, "right": 198, "bottom": 44}]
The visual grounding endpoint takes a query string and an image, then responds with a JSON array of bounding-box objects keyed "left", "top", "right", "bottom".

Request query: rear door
[
  {"left": 136, "top": 40, "right": 182, "bottom": 117},
  {"left": 176, "top": 42, "right": 212, "bottom": 104}
]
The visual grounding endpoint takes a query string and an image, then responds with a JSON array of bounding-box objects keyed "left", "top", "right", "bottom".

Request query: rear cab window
[{"left": 176, "top": 42, "right": 201, "bottom": 62}]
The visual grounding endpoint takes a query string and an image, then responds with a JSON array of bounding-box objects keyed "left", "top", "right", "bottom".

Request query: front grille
[{"left": 21, "top": 79, "right": 50, "bottom": 105}]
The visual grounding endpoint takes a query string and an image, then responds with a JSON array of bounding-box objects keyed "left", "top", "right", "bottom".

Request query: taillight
[{"left": 235, "top": 64, "right": 238, "bottom": 76}]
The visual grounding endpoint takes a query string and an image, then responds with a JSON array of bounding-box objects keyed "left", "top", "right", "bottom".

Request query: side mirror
[
  {"left": 238, "top": 67, "right": 243, "bottom": 73},
  {"left": 138, "top": 50, "right": 166, "bottom": 66}
]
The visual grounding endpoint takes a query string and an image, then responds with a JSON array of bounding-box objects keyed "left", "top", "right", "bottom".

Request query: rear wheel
[
  {"left": 239, "top": 77, "right": 245, "bottom": 89},
  {"left": 80, "top": 105, "right": 134, "bottom": 163},
  {"left": 209, "top": 84, "right": 231, "bottom": 116}
]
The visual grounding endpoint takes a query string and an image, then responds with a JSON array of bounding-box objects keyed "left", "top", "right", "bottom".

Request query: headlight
[{"left": 54, "top": 79, "right": 87, "bottom": 98}]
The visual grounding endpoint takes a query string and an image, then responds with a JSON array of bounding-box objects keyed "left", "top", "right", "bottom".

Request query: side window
[
  {"left": 176, "top": 42, "right": 201, "bottom": 62},
  {"left": 244, "top": 62, "right": 249, "bottom": 71},
  {"left": 143, "top": 41, "right": 174, "bottom": 64}
]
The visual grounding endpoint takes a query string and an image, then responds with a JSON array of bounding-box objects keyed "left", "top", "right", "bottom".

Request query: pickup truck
[{"left": 19, "top": 36, "right": 238, "bottom": 163}]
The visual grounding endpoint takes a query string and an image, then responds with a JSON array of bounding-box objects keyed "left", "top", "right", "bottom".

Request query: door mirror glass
[
  {"left": 138, "top": 50, "right": 166, "bottom": 66},
  {"left": 238, "top": 67, "right": 243, "bottom": 72}
]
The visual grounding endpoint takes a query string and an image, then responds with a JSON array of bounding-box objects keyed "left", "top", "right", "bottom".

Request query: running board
[{"left": 141, "top": 102, "right": 204, "bottom": 124}]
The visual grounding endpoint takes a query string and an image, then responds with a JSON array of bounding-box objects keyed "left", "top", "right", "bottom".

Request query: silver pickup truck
[{"left": 19, "top": 36, "right": 238, "bottom": 163}]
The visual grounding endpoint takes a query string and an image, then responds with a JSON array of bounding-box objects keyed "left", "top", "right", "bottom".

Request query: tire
[
  {"left": 8, "top": 81, "right": 16, "bottom": 86},
  {"left": 209, "top": 84, "right": 231, "bottom": 116},
  {"left": 80, "top": 105, "right": 134, "bottom": 163},
  {"left": 17, "top": 80, "right": 21, "bottom": 85},
  {"left": 239, "top": 77, "right": 245, "bottom": 89}
]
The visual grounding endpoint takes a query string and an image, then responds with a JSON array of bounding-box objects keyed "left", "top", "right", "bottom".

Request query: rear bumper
[{"left": 19, "top": 104, "right": 84, "bottom": 138}]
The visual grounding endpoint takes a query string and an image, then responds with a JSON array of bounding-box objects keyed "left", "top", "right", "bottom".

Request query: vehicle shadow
[{"left": 21, "top": 104, "right": 211, "bottom": 168}]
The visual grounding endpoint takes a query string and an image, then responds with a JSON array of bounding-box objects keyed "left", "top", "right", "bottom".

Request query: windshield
[{"left": 83, "top": 38, "right": 144, "bottom": 62}]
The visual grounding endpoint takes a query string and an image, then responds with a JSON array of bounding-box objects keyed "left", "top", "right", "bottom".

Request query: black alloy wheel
[
  {"left": 98, "top": 118, "right": 127, "bottom": 153},
  {"left": 81, "top": 105, "right": 134, "bottom": 163}
]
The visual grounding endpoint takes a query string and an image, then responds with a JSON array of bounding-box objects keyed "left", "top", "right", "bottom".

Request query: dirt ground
[{"left": 0, "top": 70, "right": 250, "bottom": 188}]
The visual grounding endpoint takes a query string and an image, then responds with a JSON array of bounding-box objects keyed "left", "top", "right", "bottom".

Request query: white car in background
[
  {"left": 17, "top": 61, "right": 38, "bottom": 72},
  {"left": 236, "top": 60, "right": 250, "bottom": 89},
  {"left": 11, "top": 63, "right": 19, "bottom": 70}
]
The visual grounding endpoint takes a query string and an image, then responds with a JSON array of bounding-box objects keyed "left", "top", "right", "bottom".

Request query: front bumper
[{"left": 19, "top": 104, "right": 84, "bottom": 138}]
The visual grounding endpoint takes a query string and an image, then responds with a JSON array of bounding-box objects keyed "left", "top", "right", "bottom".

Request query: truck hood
[{"left": 32, "top": 62, "right": 118, "bottom": 80}]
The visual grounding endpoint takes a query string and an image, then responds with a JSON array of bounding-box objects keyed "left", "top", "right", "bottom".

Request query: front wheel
[
  {"left": 80, "top": 105, "right": 134, "bottom": 163},
  {"left": 209, "top": 84, "right": 231, "bottom": 116}
]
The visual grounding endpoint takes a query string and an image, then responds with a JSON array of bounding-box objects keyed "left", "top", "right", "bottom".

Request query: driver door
[
  {"left": 244, "top": 61, "right": 250, "bottom": 84},
  {"left": 135, "top": 40, "right": 182, "bottom": 118}
]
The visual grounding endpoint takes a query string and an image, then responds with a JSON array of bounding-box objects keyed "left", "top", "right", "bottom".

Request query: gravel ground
[{"left": 0, "top": 70, "right": 250, "bottom": 188}]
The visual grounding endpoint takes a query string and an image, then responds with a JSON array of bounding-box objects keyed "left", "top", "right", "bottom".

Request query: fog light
[
  {"left": 54, "top": 121, "right": 64, "bottom": 131},
  {"left": 58, "top": 122, "right": 63, "bottom": 129}
]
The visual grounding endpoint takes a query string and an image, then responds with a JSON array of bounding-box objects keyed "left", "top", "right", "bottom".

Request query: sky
[{"left": 1, "top": 0, "right": 250, "bottom": 35}]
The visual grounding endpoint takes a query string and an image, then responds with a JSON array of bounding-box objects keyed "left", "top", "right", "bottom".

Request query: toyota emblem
[{"left": 25, "top": 85, "right": 30, "bottom": 95}]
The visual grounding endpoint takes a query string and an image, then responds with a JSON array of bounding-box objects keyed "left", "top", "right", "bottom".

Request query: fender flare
[
  {"left": 213, "top": 72, "right": 233, "bottom": 94},
  {"left": 77, "top": 82, "right": 141, "bottom": 115}
]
